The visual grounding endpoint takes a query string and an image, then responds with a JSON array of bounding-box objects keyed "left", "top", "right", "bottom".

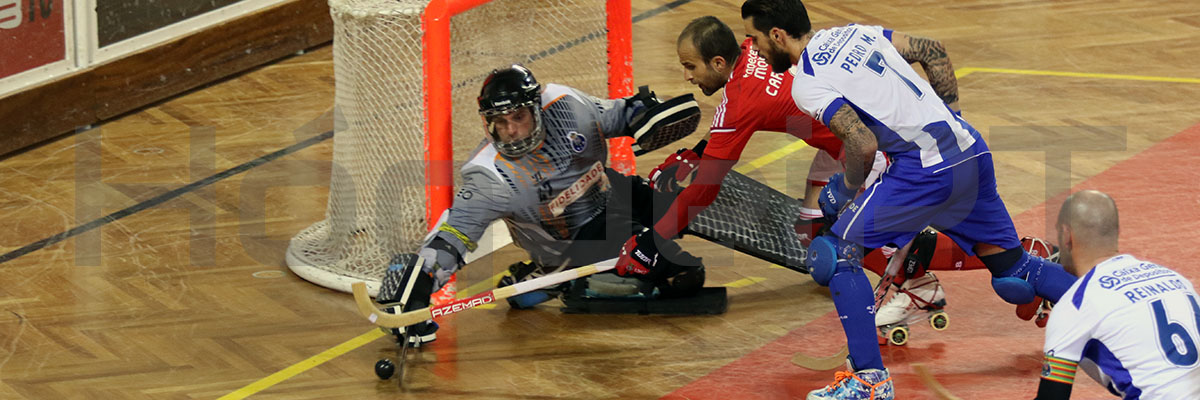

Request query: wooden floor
[{"left": 4, "top": 0, "right": 1200, "bottom": 398}]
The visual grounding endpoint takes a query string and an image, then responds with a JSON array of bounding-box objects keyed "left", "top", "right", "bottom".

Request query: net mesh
[
  {"left": 688, "top": 171, "right": 811, "bottom": 273},
  {"left": 287, "top": 0, "right": 611, "bottom": 293}
]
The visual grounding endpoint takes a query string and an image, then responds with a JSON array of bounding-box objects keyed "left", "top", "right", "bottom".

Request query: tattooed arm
[
  {"left": 891, "top": 31, "right": 959, "bottom": 111},
  {"left": 826, "top": 105, "right": 878, "bottom": 189}
]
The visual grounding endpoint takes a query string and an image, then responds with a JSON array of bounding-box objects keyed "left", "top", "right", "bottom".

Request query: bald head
[{"left": 1058, "top": 190, "right": 1120, "bottom": 249}]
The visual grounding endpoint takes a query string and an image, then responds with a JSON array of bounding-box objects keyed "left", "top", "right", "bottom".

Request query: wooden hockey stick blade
[
  {"left": 790, "top": 346, "right": 849, "bottom": 370},
  {"left": 912, "top": 363, "right": 962, "bottom": 400},
  {"left": 352, "top": 258, "right": 618, "bottom": 328}
]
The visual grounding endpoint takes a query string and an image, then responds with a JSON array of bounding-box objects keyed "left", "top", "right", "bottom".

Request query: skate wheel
[
  {"left": 930, "top": 312, "right": 949, "bottom": 331},
  {"left": 887, "top": 325, "right": 909, "bottom": 346}
]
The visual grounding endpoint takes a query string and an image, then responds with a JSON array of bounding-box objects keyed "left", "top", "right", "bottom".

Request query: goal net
[{"left": 286, "top": 0, "right": 634, "bottom": 296}]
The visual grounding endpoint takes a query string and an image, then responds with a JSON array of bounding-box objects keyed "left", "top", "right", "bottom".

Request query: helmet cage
[
  {"left": 480, "top": 102, "right": 544, "bottom": 158},
  {"left": 478, "top": 65, "right": 544, "bottom": 158}
]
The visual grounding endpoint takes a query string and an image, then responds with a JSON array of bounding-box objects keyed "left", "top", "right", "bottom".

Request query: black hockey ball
[{"left": 374, "top": 358, "right": 395, "bottom": 380}]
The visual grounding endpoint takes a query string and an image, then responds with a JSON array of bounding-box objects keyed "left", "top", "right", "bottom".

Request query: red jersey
[
  {"left": 653, "top": 39, "right": 842, "bottom": 239},
  {"left": 705, "top": 38, "right": 842, "bottom": 160}
]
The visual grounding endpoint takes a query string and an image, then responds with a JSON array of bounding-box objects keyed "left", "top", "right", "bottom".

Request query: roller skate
[{"left": 874, "top": 272, "right": 948, "bottom": 346}]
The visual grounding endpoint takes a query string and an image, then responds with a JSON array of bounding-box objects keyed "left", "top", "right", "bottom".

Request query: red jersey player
[{"left": 622, "top": 16, "right": 1055, "bottom": 344}]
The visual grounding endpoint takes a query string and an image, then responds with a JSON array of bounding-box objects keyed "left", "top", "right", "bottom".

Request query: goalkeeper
[{"left": 377, "top": 65, "right": 707, "bottom": 346}]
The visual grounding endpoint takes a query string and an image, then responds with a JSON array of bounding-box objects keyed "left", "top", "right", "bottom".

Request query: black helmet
[{"left": 478, "top": 65, "right": 544, "bottom": 158}]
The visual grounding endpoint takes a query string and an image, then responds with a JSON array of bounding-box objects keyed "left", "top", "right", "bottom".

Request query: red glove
[
  {"left": 649, "top": 148, "right": 700, "bottom": 192},
  {"left": 616, "top": 228, "right": 661, "bottom": 278}
]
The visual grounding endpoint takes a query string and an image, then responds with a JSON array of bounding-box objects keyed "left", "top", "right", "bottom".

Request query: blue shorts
[{"left": 831, "top": 146, "right": 1020, "bottom": 256}]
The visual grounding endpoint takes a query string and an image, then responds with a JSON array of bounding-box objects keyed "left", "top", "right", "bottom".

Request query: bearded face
[
  {"left": 742, "top": 18, "right": 794, "bottom": 75},
  {"left": 762, "top": 39, "right": 794, "bottom": 74}
]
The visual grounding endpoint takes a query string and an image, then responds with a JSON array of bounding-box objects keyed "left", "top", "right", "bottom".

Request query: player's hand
[
  {"left": 649, "top": 148, "right": 700, "bottom": 192},
  {"left": 616, "top": 228, "right": 663, "bottom": 279},
  {"left": 818, "top": 172, "right": 857, "bottom": 219}
]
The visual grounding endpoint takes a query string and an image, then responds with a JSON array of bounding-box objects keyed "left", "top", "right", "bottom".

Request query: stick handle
[
  {"left": 912, "top": 363, "right": 963, "bottom": 400},
  {"left": 353, "top": 259, "right": 617, "bottom": 328}
]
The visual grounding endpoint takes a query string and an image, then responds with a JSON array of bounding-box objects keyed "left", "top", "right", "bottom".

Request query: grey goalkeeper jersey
[{"left": 427, "top": 84, "right": 636, "bottom": 271}]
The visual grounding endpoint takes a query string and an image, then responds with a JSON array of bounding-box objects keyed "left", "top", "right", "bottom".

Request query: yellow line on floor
[
  {"left": 723, "top": 277, "right": 767, "bottom": 288},
  {"left": 458, "top": 270, "right": 509, "bottom": 309},
  {"left": 0, "top": 297, "right": 39, "bottom": 306},
  {"left": 218, "top": 329, "right": 386, "bottom": 400},
  {"left": 460, "top": 272, "right": 508, "bottom": 296},
  {"left": 734, "top": 140, "right": 812, "bottom": 174},
  {"left": 220, "top": 266, "right": 513, "bottom": 397},
  {"left": 957, "top": 66, "right": 1200, "bottom": 84}
]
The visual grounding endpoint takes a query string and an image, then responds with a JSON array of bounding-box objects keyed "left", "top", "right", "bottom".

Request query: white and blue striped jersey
[
  {"left": 1044, "top": 255, "right": 1200, "bottom": 399},
  {"left": 790, "top": 24, "right": 981, "bottom": 169}
]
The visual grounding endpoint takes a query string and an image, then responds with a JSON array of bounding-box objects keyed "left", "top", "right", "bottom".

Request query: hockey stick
[
  {"left": 790, "top": 345, "right": 849, "bottom": 370},
  {"left": 912, "top": 363, "right": 962, "bottom": 400},
  {"left": 353, "top": 258, "right": 618, "bottom": 328},
  {"left": 392, "top": 256, "right": 424, "bottom": 387}
]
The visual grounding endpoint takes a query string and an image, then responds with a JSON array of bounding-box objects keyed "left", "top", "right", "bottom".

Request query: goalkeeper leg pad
[{"left": 560, "top": 281, "right": 727, "bottom": 315}]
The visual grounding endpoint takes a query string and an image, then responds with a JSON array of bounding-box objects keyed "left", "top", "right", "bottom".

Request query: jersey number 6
[{"left": 1151, "top": 294, "right": 1200, "bottom": 367}]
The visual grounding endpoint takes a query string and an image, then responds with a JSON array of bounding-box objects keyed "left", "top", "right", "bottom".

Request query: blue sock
[
  {"left": 828, "top": 263, "right": 885, "bottom": 371},
  {"left": 1003, "top": 251, "right": 1076, "bottom": 303}
]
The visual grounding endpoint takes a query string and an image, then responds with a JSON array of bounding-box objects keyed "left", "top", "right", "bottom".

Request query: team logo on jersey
[
  {"left": 1099, "top": 275, "right": 1120, "bottom": 289},
  {"left": 812, "top": 51, "right": 832, "bottom": 65},
  {"left": 812, "top": 26, "right": 857, "bottom": 66},
  {"left": 568, "top": 131, "right": 587, "bottom": 153}
]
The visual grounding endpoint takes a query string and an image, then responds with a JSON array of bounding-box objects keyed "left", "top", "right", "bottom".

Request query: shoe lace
[
  {"left": 899, "top": 274, "right": 943, "bottom": 309},
  {"left": 824, "top": 370, "right": 856, "bottom": 391}
]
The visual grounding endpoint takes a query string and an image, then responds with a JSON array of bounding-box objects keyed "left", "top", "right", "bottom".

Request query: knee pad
[
  {"left": 807, "top": 236, "right": 839, "bottom": 286},
  {"left": 991, "top": 277, "right": 1036, "bottom": 305},
  {"left": 658, "top": 265, "right": 705, "bottom": 298},
  {"left": 983, "top": 247, "right": 1048, "bottom": 304},
  {"left": 903, "top": 229, "right": 939, "bottom": 278},
  {"left": 807, "top": 236, "right": 863, "bottom": 287},
  {"left": 507, "top": 290, "right": 555, "bottom": 309}
]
